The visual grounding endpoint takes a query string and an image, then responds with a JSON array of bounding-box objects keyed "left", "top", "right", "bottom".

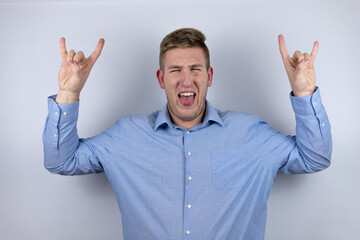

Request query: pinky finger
[
  {"left": 304, "top": 53, "right": 310, "bottom": 64},
  {"left": 89, "top": 38, "right": 105, "bottom": 65},
  {"left": 310, "top": 41, "right": 319, "bottom": 63}
]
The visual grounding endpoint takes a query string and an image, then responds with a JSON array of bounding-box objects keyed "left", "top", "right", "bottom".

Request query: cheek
[
  {"left": 164, "top": 84, "right": 178, "bottom": 98},
  {"left": 167, "top": 80, "right": 180, "bottom": 91},
  {"left": 197, "top": 80, "right": 209, "bottom": 92}
]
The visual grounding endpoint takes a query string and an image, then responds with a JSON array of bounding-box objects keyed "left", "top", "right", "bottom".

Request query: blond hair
[{"left": 159, "top": 28, "right": 210, "bottom": 70}]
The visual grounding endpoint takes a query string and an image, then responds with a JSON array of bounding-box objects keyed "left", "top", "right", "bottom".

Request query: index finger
[
  {"left": 278, "top": 34, "right": 290, "bottom": 62},
  {"left": 59, "top": 37, "right": 67, "bottom": 61},
  {"left": 89, "top": 38, "right": 105, "bottom": 64},
  {"left": 310, "top": 40, "right": 319, "bottom": 63}
]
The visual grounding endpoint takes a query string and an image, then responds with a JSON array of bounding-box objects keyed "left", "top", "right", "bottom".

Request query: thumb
[
  {"left": 297, "top": 58, "right": 310, "bottom": 71},
  {"left": 68, "top": 60, "right": 81, "bottom": 72}
]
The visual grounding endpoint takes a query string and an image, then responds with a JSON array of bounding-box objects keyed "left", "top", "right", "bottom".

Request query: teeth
[{"left": 179, "top": 92, "right": 195, "bottom": 97}]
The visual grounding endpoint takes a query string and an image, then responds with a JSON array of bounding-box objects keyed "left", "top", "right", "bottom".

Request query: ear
[
  {"left": 156, "top": 69, "right": 165, "bottom": 89},
  {"left": 207, "top": 66, "right": 214, "bottom": 87}
]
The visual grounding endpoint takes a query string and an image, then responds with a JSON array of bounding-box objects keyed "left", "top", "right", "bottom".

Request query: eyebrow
[
  {"left": 167, "top": 64, "right": 204, "bottom": 69},
  {"left": 189, "top": 64, "right": 204, "bottom": 68},
  {"left": 168, "top": 65, "right": 182, "bottom": 69}
]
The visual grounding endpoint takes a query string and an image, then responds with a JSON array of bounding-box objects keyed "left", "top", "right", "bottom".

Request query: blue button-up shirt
[{"left": 43, "top": 87, "right": 332, "bottom": 240}]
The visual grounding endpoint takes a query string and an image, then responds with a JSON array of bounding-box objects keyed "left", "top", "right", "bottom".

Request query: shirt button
[
  {"left": 53, "top": 134, "right": 57, "bottom": 137},
  {"left": 313, "top": 102, "right": 316, "bottom": 106},
  {"left": 63, "top": 112, "right": 68, "bottom": 116},
  {"left": 187, "top": 204, "right": 192, "bottom": 209},
  {"left": 187, "top": 152, "right": 191, "bottom": 156},
  {"left": 55, "top": 112, "right": 58, "bottom": 116},
  {"left": 188, "top": 176, "right": 192, "bottom": 180},
  {"left": 186, "top": 230, "right": 191, "bottom": 235},
  {"left": 186, "top": 131, "right": 190, "bottom": 134},
  {"left": 322, "top": 123, "right": 325, "bottom": 127}
]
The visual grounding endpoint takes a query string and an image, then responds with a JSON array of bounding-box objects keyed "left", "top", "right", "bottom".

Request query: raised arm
[
  {"left": 56, "top": 37, "right": 105, "bottom": 103},
  {"left": 278, "top": 34, "right": 318, "bottom": 97},
  {"left": 43, "top": 38, "right": 108, "bottom": 175},
  {"left": 259, "top": 35, "right": 332, "bottom": 174}
]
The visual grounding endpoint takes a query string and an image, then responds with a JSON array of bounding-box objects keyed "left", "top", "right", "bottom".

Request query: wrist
[
  {"left": 55, "top": 90, "right": 80, "bottom": 104},
  {"left": 292, "top": 89, "right": 315, "bottom": 97}
]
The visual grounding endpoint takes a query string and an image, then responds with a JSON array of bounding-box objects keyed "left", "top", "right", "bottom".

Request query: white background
[{"left": 1, "top": 0, "right": 359, "bottom": 239}]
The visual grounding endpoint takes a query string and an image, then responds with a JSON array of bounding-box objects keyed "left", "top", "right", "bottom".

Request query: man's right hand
[{"left": 56, "top": 37, "right": 105, "bottom": 103}]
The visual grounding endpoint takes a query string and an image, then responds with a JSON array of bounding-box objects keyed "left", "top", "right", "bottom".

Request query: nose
[{"left": 179, "top": 69, "right": 193, "bottom": 88}]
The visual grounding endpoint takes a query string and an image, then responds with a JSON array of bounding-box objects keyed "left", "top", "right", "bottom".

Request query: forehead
[{"left": 163, "top": 47, "right": 206, "bottom": 68}]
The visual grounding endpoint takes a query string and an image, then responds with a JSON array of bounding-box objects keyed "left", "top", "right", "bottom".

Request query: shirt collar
[{"left": 153, "top": 100, "right": 224, "bottom": 131}]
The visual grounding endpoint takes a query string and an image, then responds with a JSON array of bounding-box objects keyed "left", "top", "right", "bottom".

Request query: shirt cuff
[
  {"left": 290, "top": 86, "right": 322, "bottom": 116},
  {"left": 47, "top": 95, "right": 79, "bottom": 124}
]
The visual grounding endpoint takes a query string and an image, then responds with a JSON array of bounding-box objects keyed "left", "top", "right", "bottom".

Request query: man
[{"left": 43, "top": 28, "right": 332, "bottom": 239}]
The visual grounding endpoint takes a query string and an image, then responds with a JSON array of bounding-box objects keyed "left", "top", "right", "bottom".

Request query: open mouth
[{"left": 178, "top": 92, "right": 196, "bottom": 107}]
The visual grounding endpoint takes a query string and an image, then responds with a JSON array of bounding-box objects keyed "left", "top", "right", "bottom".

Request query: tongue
[{"left": 179, "top": 95, "right": 195, "bottom": 106}]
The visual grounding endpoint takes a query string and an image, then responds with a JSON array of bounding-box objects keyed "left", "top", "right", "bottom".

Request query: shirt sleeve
[
  {"left": 256, "top": 87, "right": 332, "bottom": 174},
  {"left": 42, "top": 95, "right": 105, "bottom": 175}
]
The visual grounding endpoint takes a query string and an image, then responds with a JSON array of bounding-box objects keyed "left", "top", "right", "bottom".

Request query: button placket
[
  {"left": 51, "top": 106, "right": 60, "bottom": 151},
  {"left": 183, "top": 130, "right": 194, "bottom": 238},
  {"left": 53, "top": 112, "right": 59, "bottom": 138},
  {"left": 311, "top": 95, "right": 327, "bottom": 137}
]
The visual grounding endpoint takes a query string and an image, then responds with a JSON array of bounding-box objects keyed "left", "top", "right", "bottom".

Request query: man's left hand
[{"left": 278, "top": 34, "right": 319, "bottom": 97}]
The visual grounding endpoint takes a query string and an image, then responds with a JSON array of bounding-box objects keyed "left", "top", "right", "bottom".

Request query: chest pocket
[{"left": 211, "top": 149, "right": 247, "bottom": 189}]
